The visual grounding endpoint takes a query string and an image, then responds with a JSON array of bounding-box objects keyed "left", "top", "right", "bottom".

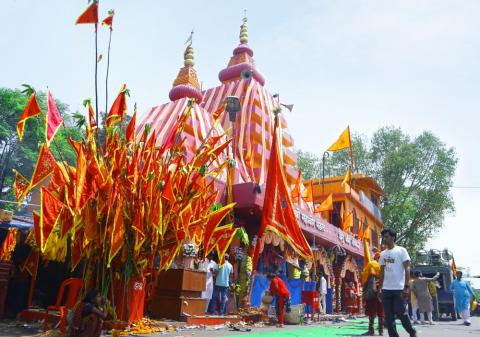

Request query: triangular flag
[
  {"left": 46, "top": 91, "right": 63, "bottom": 146},
  {"left": 327, "top": 126, "right": 351, "bottom": 152},
  {"left": 75, "top": 1, "right": 99, "bottom": 25},
  {"left": 17, "top": 93, "right": 42, "bottom": 141}
]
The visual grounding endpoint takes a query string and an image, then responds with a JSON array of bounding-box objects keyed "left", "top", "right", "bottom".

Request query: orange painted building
[{"left": 305, "top": 174, "right": 385, "bottom": 249}]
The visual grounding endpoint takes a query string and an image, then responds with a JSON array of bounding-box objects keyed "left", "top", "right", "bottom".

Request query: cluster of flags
[
  {"left": 13, "top": 81, "right": 237, "bottom": 298},
  {"left": 75, "top": 1, "right": 114, "bottom": 29}
]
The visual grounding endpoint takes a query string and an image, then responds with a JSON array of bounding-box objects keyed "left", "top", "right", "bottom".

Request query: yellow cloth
[
  {"left": 327, "top": 127, "right": 351, "bottom": 151},
  {"left": 428, "top": 281, "right": 438, "bottom": 296}
]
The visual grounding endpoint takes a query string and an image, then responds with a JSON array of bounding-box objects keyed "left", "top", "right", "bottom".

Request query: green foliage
[
  {"left": 0, "top": 87, "right": 83, "bottom": 208},
  {"left": 296, "top": 127, "right": 457, "bottom": 253}
]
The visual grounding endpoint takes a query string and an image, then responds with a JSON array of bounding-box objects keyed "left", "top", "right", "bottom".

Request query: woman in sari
[{"left": 69, "top": 289, "right": 107, "bottom": 337}]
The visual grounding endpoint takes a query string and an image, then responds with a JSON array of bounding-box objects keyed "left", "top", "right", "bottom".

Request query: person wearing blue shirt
[
  {"left": 450, "top": 271, "right": 478, "bottom": 326},
  {"left": 207, "top": 254, "right": 233, "bottom": 315}
]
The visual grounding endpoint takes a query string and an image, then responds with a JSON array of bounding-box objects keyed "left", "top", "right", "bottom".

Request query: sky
[{"left": 1, "top": 1, "right": 480, "bottom": 274}]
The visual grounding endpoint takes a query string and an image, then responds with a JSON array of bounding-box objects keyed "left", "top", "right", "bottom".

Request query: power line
[{"left": 452, "top": 186, "right": 480, "bottom": 189}]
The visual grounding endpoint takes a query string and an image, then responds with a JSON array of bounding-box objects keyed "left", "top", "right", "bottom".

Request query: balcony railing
[{"left": 359, "top": 191, "right": 382, "bottom": 222}]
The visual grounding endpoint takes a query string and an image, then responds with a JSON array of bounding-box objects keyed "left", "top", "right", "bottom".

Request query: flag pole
[
  {"left": 348, "top": 126, "right": 354, "bottom": 186},
  {"left": 105, "top": 24, "right": 112, "bottom": 117},
  {"left": 95, "top": 23, "right": 99, "bottom": 126}
]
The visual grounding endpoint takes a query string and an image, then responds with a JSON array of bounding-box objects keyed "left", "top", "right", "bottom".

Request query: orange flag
[
  {"left": 106, "top": 84, "right": 127, "bottom": 128},
  {"left": 363, "top": 223, "right": 371, "bottom": 242},
  {"left": 316, "top": 193, "right": 333, "bottom": 213},
  {"left": 133, "top": 204, "right": 145, "bottom": 252},
  {"left": 125, "top": 111, "right": 137, "bottom": 144},
  {"left": 39, "top": 186, "right": 64, "bottom": 252},
  {"left": 342, "top": 211, "right": 354, "bottom": 232},
  {"left": 451, "top": 257, "right": 457, "bottom": 276},
  {"left": 252, "top": 114, "right": 313, "bottom": 270},
  {"left": 301, "top": 183, "right": 313, "bottom": 202},
  {"left": 17, "top": 93, "right": 42, "bottom": 141},
  {"left": 358, "top": 218, "right": 364, "bottom": 240},
  {"left": 75, "top": 1, "right": 98, "bottom": 25},
  {"left": 13, "top": 169, "right": 30, "bottom": 205},
  {"left": 108, "top": 199, "right": 125, "bottom": 267},
  {"left": 46, "top": 91, "right": 63, "bottom": 146},
  {"left": 291, "top": 170, "right": 302, "bottom": 202},
  {"left": 30, "top": 144, "right": 57, "bottom": 189}
]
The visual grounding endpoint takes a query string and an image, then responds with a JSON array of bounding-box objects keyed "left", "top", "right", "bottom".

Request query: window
[{"left": 332, "top": 202, "right": 342, "bottom": 228}]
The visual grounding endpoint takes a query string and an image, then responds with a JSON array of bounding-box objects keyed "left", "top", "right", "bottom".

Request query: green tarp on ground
[{"left": 224, "top": 318, "right": 403, "bottom": 337}]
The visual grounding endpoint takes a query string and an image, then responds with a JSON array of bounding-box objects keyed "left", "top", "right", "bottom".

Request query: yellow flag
[
  {"left": 341, "top": 168, "right": 351, "bottom": 186},
  {"left": 315, "top": 193, "right": 333, "bottom": 212},
  {"left": 327, "top": 127, "right": 351, "bottom": 152}
]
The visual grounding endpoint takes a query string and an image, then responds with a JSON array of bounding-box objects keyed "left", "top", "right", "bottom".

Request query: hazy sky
[{"left": 1, "top": 1, "right": 479, "bottom": 273}]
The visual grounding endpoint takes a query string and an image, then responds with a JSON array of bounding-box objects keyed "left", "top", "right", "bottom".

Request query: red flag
[
  {"left": 203, "top": 203, "right": 236, "bottom": 255},
  {"left": 75, "top": 1, "right": 98, "bottom": 25},
  {"left": 158, "top": 241, "right": 181, "bottom": 271},
  {"left": 68, "top": 137, "right": 82, "bottom": 155},
  {"left": 21, "top": 250, "right": 40, "bottom": 277},
  {"left": 161, "top": 174, "right": 175, "bottom": 205},
  {"left": 125, "top": 111, "right": 137, "bottom": 144},
  {"left": 13, "top": 169, "right": 30, "bottom": 205},
  {"left": 0, "top": 228, "right": 18, "bottom": 262},
  {"left": 108, "top": 198, "right": 125, "bottom": 267},
  {"left": 252, "top": 114, "right": 313, "bottom": 270},
  {"left": 75, "top": 146, "right": 88, "bottom": 213},
  {"left": 17, "top": 93, "right": 42, "bottom": 141},
  {"left": 71, "top": 230, "right": 84, "bottom": 270},
  {"left": 30, "top": 144, "right": 57, "bottom": 189},
  {"left": 39, "top": 186, "right": 64, "bottom": 252},
  {"left": 88, "top": 101, "right": 97, "bottom": 129},
  {"left": 102, "top": 11, "right": 114, "bottom": 28},
  {"left": 32, "top": 211, "right": 41, "bottom": 248},
  {"left": 46, "top": 91, "right": 63, "bottom": 146},
  {"left": 106, "top": 84, "right": 127, "bottom": 128}
]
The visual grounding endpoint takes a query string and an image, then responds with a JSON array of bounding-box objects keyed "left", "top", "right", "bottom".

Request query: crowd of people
[{"left": 63, "top": 228, "right": 477, "bottom": 335}]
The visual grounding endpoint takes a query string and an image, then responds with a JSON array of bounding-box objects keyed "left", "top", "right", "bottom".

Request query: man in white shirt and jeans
[{"left": 379, "top": 228, "right": 417, "bottom": 337}]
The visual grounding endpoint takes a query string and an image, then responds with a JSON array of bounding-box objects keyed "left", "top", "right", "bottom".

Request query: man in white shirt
[
  {"left": 318, "top": 272, "right": 327, "bottom": 314},
  {"left": 379, "top": 228, "right": 417, "bottom": 337},
  {"left": 201, "top": 255, "right": 218, "bottom": 311}
]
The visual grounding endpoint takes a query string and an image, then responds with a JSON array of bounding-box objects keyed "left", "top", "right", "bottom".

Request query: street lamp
[
  {"left": 322, "top": 151, "right": 330, "bottom": 195},
  {"left": 225, "top": 96, "right": 241, "bottom": 123}
]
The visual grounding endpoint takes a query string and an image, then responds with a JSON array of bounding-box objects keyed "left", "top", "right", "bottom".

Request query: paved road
[{"left": 1, "top": 317, "right": 479, "bottom": 337}]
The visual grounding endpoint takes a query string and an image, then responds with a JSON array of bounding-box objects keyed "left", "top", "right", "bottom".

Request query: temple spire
[
  {"left": 169, "top": 37, "right": 203, "bottom": 103},
  {"left": 218, "top": 15, "right": 265, "bottom": 85},
  {"left": 239, "top": 13, "right": 248, "bottom": 44}
]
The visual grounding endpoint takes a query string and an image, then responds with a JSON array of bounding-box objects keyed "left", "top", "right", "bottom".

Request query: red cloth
[
  {"left": 269, "top": 277, "right": 290, "bottom": 298},
  {"left": 276, "top": 296, "right": 286, "bottom": 325},
  {"left": 365, "top": 297, "right": 384, "bottom": 319},
  {"left": 344, "top": 286, "right": 358, "bottom": 314}
]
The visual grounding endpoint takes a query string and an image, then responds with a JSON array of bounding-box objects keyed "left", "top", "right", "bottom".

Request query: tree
[
  {"left": 296, "top": 127, "right": 457, "bottom": 253},
  {"left": 0, "top": 87, "right": 83, "bottom": 210}
]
